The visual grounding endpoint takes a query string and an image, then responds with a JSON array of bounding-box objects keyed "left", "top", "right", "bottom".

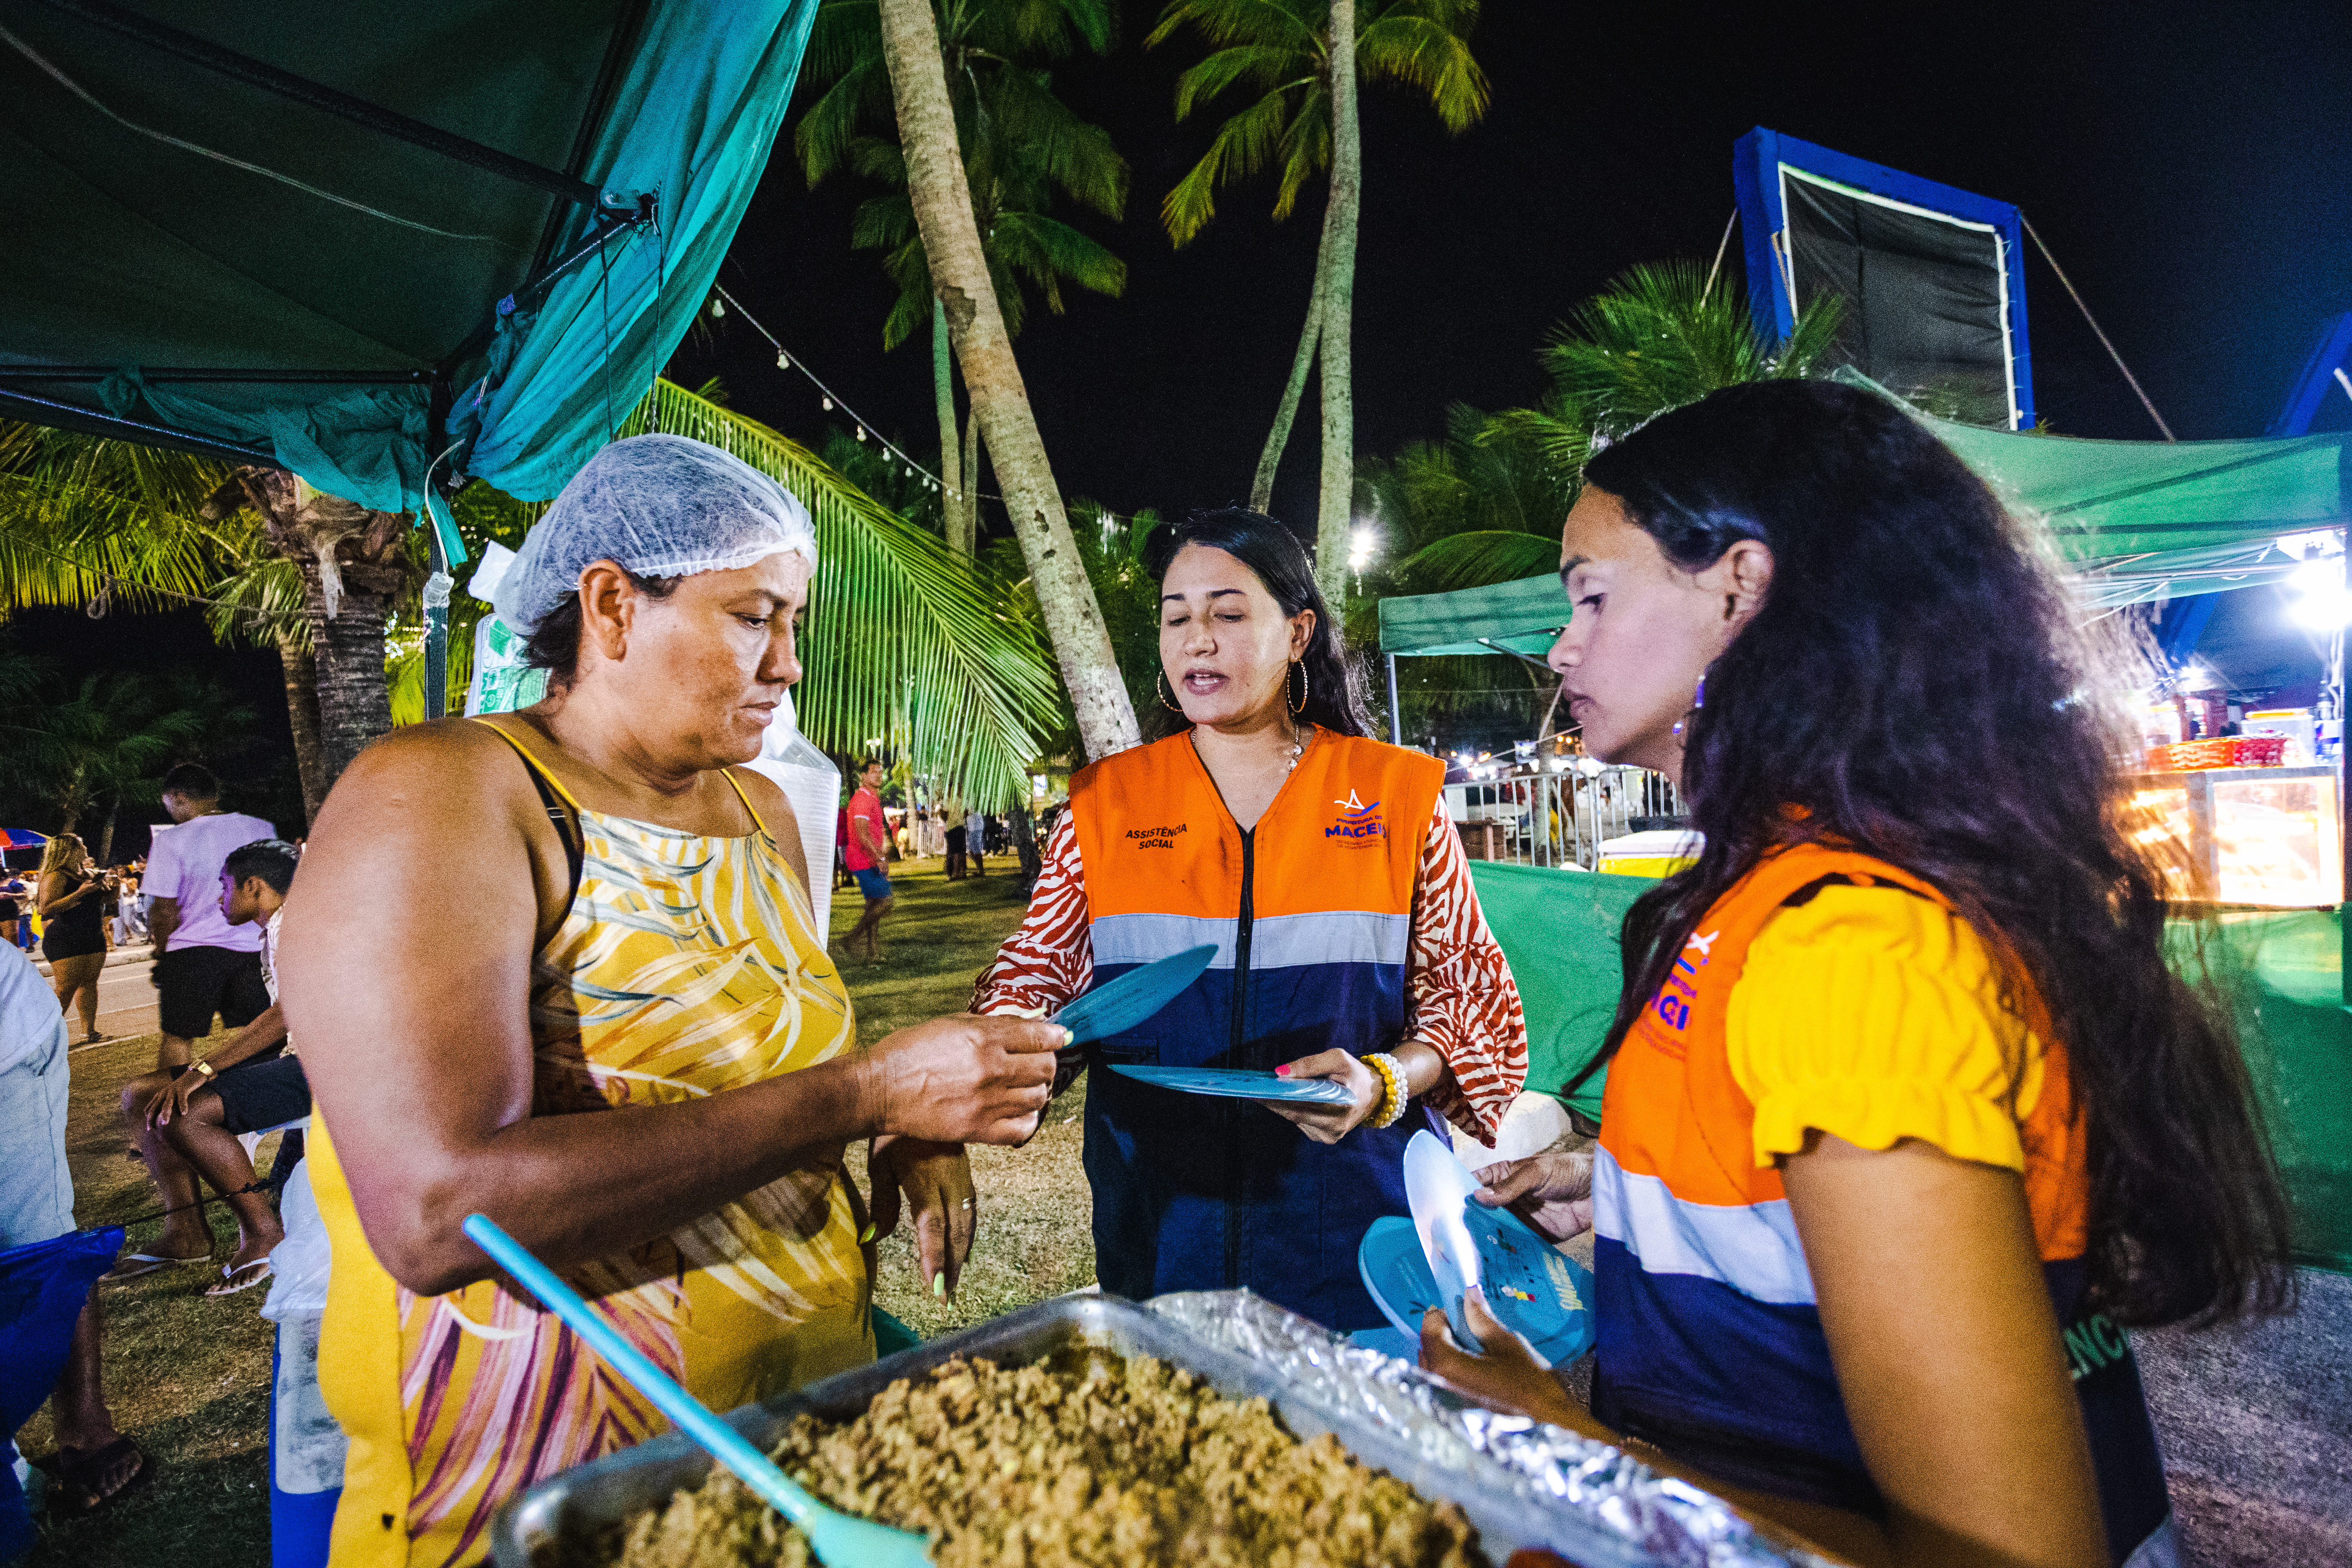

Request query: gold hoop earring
[
  {"left": 1157, "top": 670, "right": 1184, "bottom": 713},
  {"left": 1287, "top": 660, "right": 1307, "bottom": 715}
]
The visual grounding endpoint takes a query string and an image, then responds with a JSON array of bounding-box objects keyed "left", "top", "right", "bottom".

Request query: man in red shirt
[{"left": 840, "top": 758, "right": 894, "bottom": 962}]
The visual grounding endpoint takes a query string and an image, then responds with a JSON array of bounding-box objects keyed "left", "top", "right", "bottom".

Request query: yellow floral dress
[{"left": 308, "top": 723, "right": 872, "bottom": 1568}]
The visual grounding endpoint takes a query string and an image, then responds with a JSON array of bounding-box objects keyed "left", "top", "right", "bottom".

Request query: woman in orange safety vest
[
  {"left": 1421, "top": 382, "right": 2294, "bottom": 1568},
  {"left": 974, "top": 508, "right": 1529, "bottom": 1329}
]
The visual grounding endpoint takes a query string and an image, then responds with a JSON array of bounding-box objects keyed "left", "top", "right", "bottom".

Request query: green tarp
[
  {"left": 1379, "top": 394, "right": 2352, "bottom": 655},
  {"left": 1467, "top": 862, "right": 1648, "bottom": 1123},
  {"left": 0, "top": 0, "right": 820, "bottom": 544},
  {"left": 1477, "top": 865, "right": 2352, "bottom": 1274}
]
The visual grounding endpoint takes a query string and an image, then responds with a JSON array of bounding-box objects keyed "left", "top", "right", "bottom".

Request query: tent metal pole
[
  {"left": 0, "top": 386, "right": 276, "bottom": 466},
  {"left": 1386, "top": 653, "right": 1403, "bottom": 747},
  {"left": 36, "top": 0, "right": 612, "bottom": 210}
]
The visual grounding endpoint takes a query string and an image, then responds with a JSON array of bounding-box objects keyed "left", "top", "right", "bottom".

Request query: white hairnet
[{"left": 491, "top": 434, "right": 818, "bottom": 634}]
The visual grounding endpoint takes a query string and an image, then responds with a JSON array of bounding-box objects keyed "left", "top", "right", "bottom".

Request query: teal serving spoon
[{"left": 462, "top": 1213, "right": 931, "bottom": 1568}]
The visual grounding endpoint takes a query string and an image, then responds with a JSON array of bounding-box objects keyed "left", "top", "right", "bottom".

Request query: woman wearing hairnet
[{"left": 278, "top": 435, "right": 1060, "bottom": 1566}]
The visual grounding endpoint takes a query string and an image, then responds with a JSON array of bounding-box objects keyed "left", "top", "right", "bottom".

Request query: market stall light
[{"left": 2290, "top": 581, "right": 2352, "bottom": 630}]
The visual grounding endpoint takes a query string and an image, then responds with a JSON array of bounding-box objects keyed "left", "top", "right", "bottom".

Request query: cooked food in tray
[{"left": 593, "top": 1349, "right": 1486, "bottom": 1568}]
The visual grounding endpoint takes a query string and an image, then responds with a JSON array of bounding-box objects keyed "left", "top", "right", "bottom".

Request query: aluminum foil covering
[{"left": 1146, "top": 1291, "right": 1830, "bottom": 1568}]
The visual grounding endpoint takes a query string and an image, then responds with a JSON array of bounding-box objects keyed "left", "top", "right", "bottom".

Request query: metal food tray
[{"left": 493, "top": 1292, "right": 1816, "bottom": 1568}]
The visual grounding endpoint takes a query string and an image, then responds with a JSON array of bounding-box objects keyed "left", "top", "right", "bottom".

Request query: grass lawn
[{"left": 17, "top": 855, "right": 1082, "bottom": 1568}]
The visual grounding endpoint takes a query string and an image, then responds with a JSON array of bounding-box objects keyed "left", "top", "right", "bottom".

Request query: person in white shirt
[
  {"left": 0, "top": 943, "right": 152, "bottom": 1518},
  {"left": 105, "top": 840, "right": 305, "bottom": 1293},
  {"left": 141, "top": 764, "right": 273, "bottom": 1075}
]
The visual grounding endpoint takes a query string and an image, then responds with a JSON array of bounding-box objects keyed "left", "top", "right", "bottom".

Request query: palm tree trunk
[
  {"left": 1313, "top": 0, "right": 1362, "bottom": 611},
  {"left": 962, "top": 404, "right": 981, "bottom": 541},
  {"left": 934, "top": 296, "right": 970, "bottom": 554},
  {"left": 301, "top": 560, "right": 396, "bottom": 789},
  {"left": 877, "top": 0, "right": 1141, "bottom": 762},
  {"left": 242, "top": 470, "right": 410, "bottom": 798},
  {"left": 95, "top": 803, "right": 116, "bottom": 867},
  {"left": 1252, "top": 292, "right": 1321, "bottom": 513},
  {"left": 279, "top": 634, "right": 328, "bottom": 827}
]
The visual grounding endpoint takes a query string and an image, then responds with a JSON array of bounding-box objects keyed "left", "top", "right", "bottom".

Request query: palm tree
[
  {"left": 797, "top": 0, "right": 1127, "bottom": 555},
  {"left": 0, "top": 669, "right": 247, "bottom": 861},
  {"left": 1151, "top": 0, "right": 1489, "bottom": 603},
  {"left": 872, "top": 0, "right": 1143, "bottom": 762},
  {"left": 1358, "top": 401, "right": 1569, "bottom": 593},
  {"left": 6, "top": 372, "right": 1075, "bottom": 807},
  {"left": 1385, "top": 260, "right": 1847, "bottom": 592},
  {"left": 0, "top": 425, "right": 346, "bottom": 817}
]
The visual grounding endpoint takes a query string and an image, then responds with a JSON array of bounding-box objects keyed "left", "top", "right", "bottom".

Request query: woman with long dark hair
[
  {"left": 974, "top": 508, "right": 1530, "bottom": 1329},
  {"left": 1423, "top": 381, "right": 2293, "bottom": 1568}
]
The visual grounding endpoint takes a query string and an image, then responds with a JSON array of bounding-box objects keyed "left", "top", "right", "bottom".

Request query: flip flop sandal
[
  {"left": 204, "top": 1258, "right": 273, "bottom": 1297},
  {"left": 98, "top": 1251, "right": 212, "bottom": 1283},
  {"left": 46, "top": 1436, "right": 156, "bottom": 1519}
]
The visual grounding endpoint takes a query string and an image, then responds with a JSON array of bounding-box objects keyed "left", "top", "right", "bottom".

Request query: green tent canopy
[
  {"left": 0, "top": 0, "right": 821, "bottom": 557},
  {"left": 1380, "top": 399, "right": 2352, "bottom": 655}
]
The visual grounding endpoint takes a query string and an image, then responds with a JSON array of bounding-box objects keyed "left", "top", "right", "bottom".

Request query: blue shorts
[{"left": 853, "top": 867, "right": 894, "bottom": 902}]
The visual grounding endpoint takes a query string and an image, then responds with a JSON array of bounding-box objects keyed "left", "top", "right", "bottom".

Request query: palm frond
[
  {"left": 1148, "top": 0, "right": 1320, "bottom": 55},
  {"left": 0, "top": 424, "right": 239, "bottom": 615},
  {"left": 1162, "top": 85, "right": 1295, "bottom": 244},
  {"left": 1268, "top": 87, "right": 1331, "bottom": 221},
  {"left": 1354, "top": 16, "right": 1489, "bottom": 132},
  {"left": 1395, "top": 530, "right": 1562, "bottom": 592},
  {"left": 621, "top": 380, "right": 1063, "bottom": 808},
  {"left": 987, "top": 214, "right": 1128, "bottom": 304},
  {"left": 1172, "top": 44, "right": 1299, "bottom": 118}
]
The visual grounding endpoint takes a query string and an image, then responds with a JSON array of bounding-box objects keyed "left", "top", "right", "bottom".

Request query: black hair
[
  {"left": 521, "top": 567, "right": 682, "bottom": 686},
  {"left": 223, "top": 839, "right": 299, "bottom": 897},
  {"left": 159, "top": 762, "right": 220, "bottom": 800},
  {"left": 1581, "top": 379, "right": 2292, "bottom": 1328},
  {"left": 1139, "top": 508, "right": 1372, "bottom": 742}
]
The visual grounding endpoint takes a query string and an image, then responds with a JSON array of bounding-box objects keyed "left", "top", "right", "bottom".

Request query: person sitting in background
[
  {"left": 144, "top": 763, "right": 273, "bottom": 1074},
  {"left": 37, "top": 834, "right": 110, "bottom": 1046},
  {"left": 0, "top": 941, "right": 152, "bottom": 1525},
  {"left": 104, "top": 840, "right": 304, "bottom": 1289},
  {"left": 0, "top": 876, "right": 19, "bottom": 951}
]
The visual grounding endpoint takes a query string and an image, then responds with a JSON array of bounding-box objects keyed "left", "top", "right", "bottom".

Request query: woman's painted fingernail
[
  {"left": 1062, "top": 1027, "right": 1076, "bottom": 1047},
  {"left": 1275, "top": 1064, "right": 1291, "bottom": 1077},
  {"left": 858, "top": 1223, "right": 876, "bottom": 1244},
  {"left": 931, "top": 1271, "right": 946, "bottom": 1298}
]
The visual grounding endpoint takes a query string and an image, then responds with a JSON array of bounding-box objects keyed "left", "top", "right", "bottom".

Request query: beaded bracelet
[{"left": 1361, "top": 1051, "right": 1408, "bottom": 1129}]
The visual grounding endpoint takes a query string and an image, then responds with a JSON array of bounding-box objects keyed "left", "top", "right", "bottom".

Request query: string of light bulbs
[
  {"left": 705, "top": 282, "right": 1316, "bottom": 550},
  {"left": 707, "top": 283, "right": 1148, "bottom": 534},
  {"left": 708, "top": 282, "right": 983, "bottom": 504}
]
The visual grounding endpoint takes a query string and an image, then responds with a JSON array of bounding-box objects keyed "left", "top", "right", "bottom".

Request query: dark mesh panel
[{"left": 1784, "top": 171, "right": 2014, "bottom": 426}]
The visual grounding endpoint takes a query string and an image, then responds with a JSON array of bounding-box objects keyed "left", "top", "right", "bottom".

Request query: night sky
[
  {"left": 24, "top": 0, "right": 2352, "bottom": 833},
  {"left": 670, "top": 0, "right": 2352, "bottom": 539}
]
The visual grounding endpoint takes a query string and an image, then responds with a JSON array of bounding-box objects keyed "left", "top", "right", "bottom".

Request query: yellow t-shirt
[{"left": 1724, "top": 884, "right": 2045, "bottom": 1172}]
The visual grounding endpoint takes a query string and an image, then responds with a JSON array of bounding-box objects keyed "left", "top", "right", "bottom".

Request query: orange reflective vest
[
  {"left": 1593, "top": 843, "right": 2173, "bottom": 1564},
  {"left": 1067, "top": 726, "right": 1444, "bottom": 1328}
]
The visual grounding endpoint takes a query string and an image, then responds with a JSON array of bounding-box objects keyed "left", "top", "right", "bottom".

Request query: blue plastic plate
[
  {"left": 1107, "top": 1065, "right": 1355, "bottom": 1105},
  {"left": 1357, "top": 1215, "right": 1596, "bottom": 1367}
]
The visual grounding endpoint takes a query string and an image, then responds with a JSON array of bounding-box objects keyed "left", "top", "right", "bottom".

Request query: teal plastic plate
[
  {"left": 1107, "top": 1065, "right": 1354, "bottom": 1105},
  {"left": 1357, "top": 1213, "right": 1596, "bottom": 1366}
]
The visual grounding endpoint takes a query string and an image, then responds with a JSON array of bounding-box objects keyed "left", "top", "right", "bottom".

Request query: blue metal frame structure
[
  {"left": 2267, "top": 312, "right": 2352, "bottom": 438},
  {"left": 1733, "top": 127, "right": 2037, "bottom": 429}
]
